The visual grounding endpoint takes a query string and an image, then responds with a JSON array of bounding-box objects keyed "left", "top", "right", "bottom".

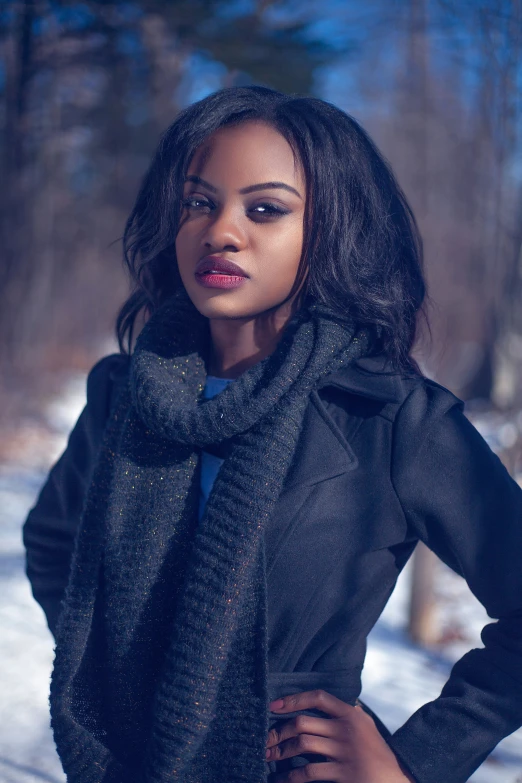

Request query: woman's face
[{"left": 175, "top": 120, "right": 307, "bottom": 321}]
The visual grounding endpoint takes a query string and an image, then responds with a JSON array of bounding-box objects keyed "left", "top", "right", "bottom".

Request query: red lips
[{"left": 195, "top": 255, "right": 249, "bottom": 277}]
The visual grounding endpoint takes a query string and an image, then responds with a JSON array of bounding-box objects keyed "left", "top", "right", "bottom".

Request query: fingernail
[
  {"left": 269, "top": 698, "right": 284, "bottom": 709},
  {"left": 265, "top": 749, "right": 271, "bottom": 758}
]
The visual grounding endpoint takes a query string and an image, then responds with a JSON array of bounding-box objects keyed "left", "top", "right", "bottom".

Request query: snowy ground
[{"left": 1, "top": 373, "right": 522, "bottom": 783}]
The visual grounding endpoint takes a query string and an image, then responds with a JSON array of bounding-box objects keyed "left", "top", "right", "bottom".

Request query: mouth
[
  {"left": 197, "top": 270, "right": 241, "bottom": 276},
  {"left": 194, "top": 270, "right": 248, "bottom": 289},
  {"left": 195, "top": 255, "right": 249, "bottom": 278}
]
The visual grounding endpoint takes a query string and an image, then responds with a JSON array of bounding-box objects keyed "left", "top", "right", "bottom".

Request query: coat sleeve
[
  {"left": 22, "top": 353, "right": 129, "bottom": 639},
  {"left": 386, "top": 379, "right": 522, "bottom": 783}
]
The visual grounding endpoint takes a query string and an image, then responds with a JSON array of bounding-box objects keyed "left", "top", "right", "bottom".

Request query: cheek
[
  {"left": 174, "top": 227, "right": 190, "bottom": 262},
  {"left": 175, "top": 214, "right": 201, "bottom": 254},
  {"left": 259, "top": 223, "right": 303, "bottom": 281}
]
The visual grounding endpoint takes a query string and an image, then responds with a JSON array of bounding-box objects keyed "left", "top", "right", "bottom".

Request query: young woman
[{"left": 23, "top": 85, "right": 522, "bottom": 783}]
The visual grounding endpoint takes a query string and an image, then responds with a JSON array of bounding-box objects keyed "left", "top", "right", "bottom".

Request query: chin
[
  {"left": 203, "top": 300, "right": 265, "bottom": 321},
  {"left": 181, "top": 277, "right": 294, "bottom": 322},
  {"left": 182, "top": 287, "right": 249, "bottom": 319}
]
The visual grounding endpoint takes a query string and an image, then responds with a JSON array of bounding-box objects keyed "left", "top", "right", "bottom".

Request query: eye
[
  {"left": 250, "top": 202, "right": 289, "bottom": 218},
  {"left": 180, "top": 196, "right": 290, "bottom": 219},
  {"left": 181, "top": 197, "right": 212, "bottom": 211}
]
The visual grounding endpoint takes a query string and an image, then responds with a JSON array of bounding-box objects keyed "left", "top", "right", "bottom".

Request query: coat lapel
[
  {"left": 283, "top": 389, "right": 358, "bottom": 489},
  {"left": 283, "top": 354, "right": 409, "bottom": 491}
]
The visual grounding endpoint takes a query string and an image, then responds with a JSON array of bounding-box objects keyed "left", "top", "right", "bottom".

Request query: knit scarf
[{"left": 49, "top": 285, "right": 371, "bottom": 783}]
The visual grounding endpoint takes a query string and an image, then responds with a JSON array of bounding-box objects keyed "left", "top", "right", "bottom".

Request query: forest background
[{"left": 1, "top": 0, "right": 522, "bottom": 423}]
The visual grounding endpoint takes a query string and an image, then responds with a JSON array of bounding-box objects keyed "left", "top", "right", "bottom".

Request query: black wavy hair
[{"left": 116, "top": 84, "right": 429, "bottom": 374}]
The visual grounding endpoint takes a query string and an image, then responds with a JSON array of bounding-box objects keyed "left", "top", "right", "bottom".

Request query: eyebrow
[{"left": 184, "top": 175, "right": 302, "bottom": 200}]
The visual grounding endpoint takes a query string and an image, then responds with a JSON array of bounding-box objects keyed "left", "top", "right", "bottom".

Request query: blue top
[{"left": 199, "top": 375, "right": 235, "bottom": 521}]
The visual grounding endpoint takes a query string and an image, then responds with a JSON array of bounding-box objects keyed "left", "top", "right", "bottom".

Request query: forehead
[{"left": 187, "top": 121, "right": 304, "bottom": 188}]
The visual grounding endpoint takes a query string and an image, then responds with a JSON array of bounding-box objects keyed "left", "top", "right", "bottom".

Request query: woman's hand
[{"left": 266, "top": 690, "right": 416, "bottom": 782}]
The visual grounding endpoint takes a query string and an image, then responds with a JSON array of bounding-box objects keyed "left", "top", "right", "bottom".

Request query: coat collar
[
  {"left": 315, "top": 353, "right": 413, "bottom": 405},
  {"left": 284, "top": 355, "right": 416, "bottom": 490}
]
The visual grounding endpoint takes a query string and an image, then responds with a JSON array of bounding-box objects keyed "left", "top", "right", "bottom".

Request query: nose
[{"left": 202, "top": 203, "right": 247, "bottom": 252}]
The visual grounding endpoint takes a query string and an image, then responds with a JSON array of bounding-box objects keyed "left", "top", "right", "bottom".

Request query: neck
[{"left": 206, "top": 299, "right": 301, "bottom": 379}]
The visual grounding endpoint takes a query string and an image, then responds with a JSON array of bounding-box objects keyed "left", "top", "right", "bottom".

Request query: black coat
[{"left": 23, "top": 352, "right": 522, "bottom": 783}]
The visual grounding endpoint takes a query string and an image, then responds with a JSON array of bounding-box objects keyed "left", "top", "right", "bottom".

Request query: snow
[
  {"left": 1, "top": 375, "right": 522, "bottom": 782},
  {"left": 1, "top": 467, "right": 65, "bottom": 782},
  {"left": 361, "top": 560, "right": 522, "bottom": 782}
]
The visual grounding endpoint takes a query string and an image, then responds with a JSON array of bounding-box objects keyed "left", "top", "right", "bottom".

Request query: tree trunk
[
  {"left": 0, "top": 0, "right": 35, "bottom": 368},
  {"left": 408, "top": 541, "right": 439, "bottom": 645}
]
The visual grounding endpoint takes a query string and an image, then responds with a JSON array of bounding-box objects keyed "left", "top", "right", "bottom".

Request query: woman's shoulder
[
  {"left": 319, "top": 352, "right": 465, "bottom": 423},
  {"left": 85, "top": 352, "right": 131, "bottom": 420},
  {"left": 87, "top": 351, "right": 131, "bottom": 385}
]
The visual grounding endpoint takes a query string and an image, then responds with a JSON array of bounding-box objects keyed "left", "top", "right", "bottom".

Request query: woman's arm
[
  {"left": 22, "top": 353, "right": 129, "bottom": 638},
  {"left": 387, "top": 380, "right": 522, "bottom": 783}
]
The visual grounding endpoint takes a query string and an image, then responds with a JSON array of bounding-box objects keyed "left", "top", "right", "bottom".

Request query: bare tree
[{"left": 0, "top": 0, "right": 333, "bottom": 424}]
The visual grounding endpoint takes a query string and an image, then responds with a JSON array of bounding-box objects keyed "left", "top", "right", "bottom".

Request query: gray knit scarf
[{"left": 49, "top": 285, "right": 371, "bottom": 783}]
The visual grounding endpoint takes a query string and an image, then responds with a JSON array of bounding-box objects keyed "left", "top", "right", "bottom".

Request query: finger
[
  {"left": 271, "top": 761, "right": 342, "bottom": 782},
  {"left": 269, "top": 689, "right": 355, "bottom": 719},
  {"left": 267, "top": 714, "right": 341, "bottom": 748},
  {"left": 266, "top": 732, "right": 342, "bottom": 764}
]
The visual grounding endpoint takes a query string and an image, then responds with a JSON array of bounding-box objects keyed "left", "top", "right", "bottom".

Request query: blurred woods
[
  {"left": 0, "top": 0, "right": 333, "bottom": 419},
  {"left": 0, "top": 0, "right": 521, "bottom": 647},
  {"left": 1, "top": 0, "right": 521, "bottom": 418}
]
